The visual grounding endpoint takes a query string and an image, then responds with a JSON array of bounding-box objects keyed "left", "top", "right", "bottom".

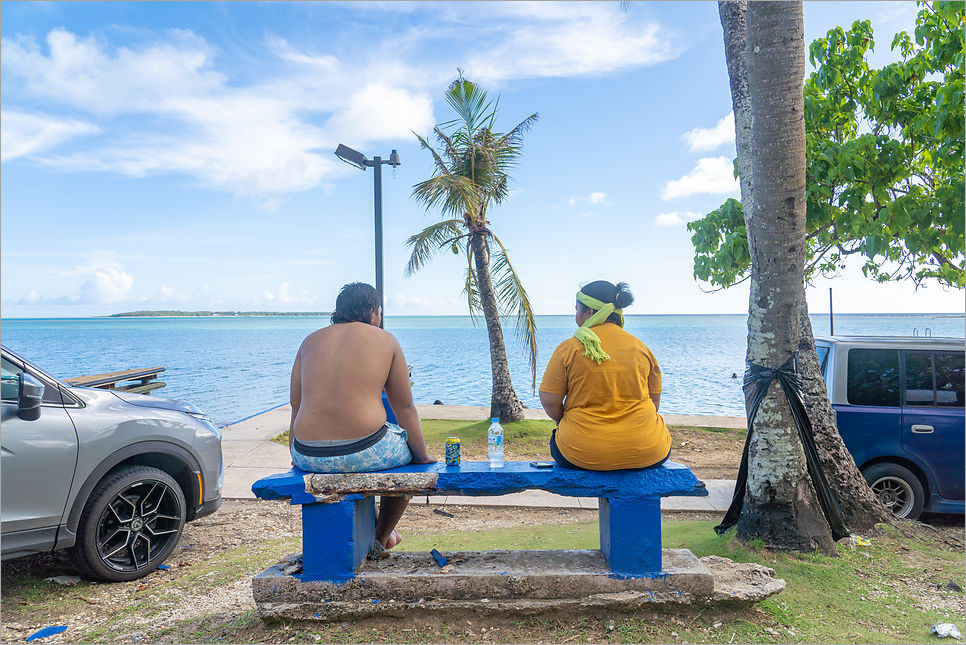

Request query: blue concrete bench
[{"left": 252, "top": 460, "right": 707, "bottom": 582}]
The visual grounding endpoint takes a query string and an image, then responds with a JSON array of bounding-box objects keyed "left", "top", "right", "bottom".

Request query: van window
[
  {"left": 816, "top": 346, "right": 830, "bottom": 378},
  {"left": 936, "top": 352, "right": 965, "bottom": 408},
  {"left": 847, "top": 348, "right": 900, "bottom": 407},
  {"left": 904, "top": 352, "right": 935, "bottom": 406}
]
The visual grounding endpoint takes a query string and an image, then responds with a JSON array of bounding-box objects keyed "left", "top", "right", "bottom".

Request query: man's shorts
[{"left": 291, "top": 422, "right": 413, "bottom": 473}]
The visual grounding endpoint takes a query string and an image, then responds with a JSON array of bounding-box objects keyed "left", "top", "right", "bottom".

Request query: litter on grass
[{"left": 932, "top": 623, "right": 962, "bottom": 639}]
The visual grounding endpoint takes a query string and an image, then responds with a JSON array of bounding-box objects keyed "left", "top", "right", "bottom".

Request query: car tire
[
  {"left": 862, "top": 463, "right": 925, "bottom": 520},
  {"left": 70, "top": 465, "right": 186, "bottom": 582}
]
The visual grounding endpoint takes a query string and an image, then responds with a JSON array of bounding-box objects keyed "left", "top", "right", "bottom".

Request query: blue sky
[{"left": 2, "top": 1, "right": 960, "bottom": 318}]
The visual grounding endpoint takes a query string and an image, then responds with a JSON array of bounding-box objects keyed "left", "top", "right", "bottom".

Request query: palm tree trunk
[
  {"left": 737, "top": 1, "right": 834, "bottom": 553},
  {"left": 470, "top": 229, "right": 525, "bottom": 422}
]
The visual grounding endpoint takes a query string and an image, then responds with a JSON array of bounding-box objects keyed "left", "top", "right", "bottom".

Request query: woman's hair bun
[{"left": 614, "top": 282, "right": 634, "bottom": 309}]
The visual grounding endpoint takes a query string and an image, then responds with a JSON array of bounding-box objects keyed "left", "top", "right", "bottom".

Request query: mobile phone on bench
[{"left": 530, "top": 461, "right": 555, "bottom": 468}]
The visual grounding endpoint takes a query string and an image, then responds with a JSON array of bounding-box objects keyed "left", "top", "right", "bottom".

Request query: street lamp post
[{"left": 334, "top": 144, "right": 401, "bottom": 328}]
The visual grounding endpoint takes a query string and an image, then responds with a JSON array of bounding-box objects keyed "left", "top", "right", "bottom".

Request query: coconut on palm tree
[{"left": 407, "top": 74, "right": 539, "bottom": 423}]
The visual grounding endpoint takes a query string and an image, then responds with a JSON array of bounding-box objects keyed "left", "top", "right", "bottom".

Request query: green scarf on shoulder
[{"left": 574, "top": 291, "right": 624, "bottom": 364}]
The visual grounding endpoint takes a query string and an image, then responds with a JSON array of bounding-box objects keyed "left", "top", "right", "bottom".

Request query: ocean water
[{"left": 1, "top": 314, "right": 962, "bottom": 426}]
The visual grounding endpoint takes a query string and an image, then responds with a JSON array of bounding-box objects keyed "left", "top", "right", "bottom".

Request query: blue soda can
[{"left": 445, "top": 437, "right": 461, "bottom": 466}]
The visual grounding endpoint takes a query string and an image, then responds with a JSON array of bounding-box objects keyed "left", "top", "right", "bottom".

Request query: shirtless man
[{"left": 288, "top": 282, "right": 436, "bottom": 550}]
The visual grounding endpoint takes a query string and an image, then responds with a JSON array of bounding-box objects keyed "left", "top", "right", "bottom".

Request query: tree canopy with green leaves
[
  {"left": 689, "top": 1, "right": 964, "bottom": 291},
  {"left": 406, "top": 74, "right": 539, "bottom": 422}
]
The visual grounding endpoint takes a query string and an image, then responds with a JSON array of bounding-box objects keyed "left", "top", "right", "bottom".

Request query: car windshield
[{"left": 1, "top": 346, "right": 73, "bottom": 390}]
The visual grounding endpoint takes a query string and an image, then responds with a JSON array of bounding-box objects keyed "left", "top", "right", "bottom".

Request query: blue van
[{"left": 814, "top": 336, "right": 964, "bottom": 519}]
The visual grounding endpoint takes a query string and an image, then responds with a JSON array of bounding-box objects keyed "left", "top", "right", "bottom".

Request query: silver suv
[{"left": 1, "top": 345, "right": 223, "bottom": 581}]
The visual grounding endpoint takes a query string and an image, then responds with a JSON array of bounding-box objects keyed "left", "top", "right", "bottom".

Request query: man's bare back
[
  {"left": 291, "top": 321, "right": 398, "bottom": 441},
  {"left": 287, "top": 283, "right": 435, "bottom": 551},
  {"left": 288, "top": 292, "right": 433, "bottom": 464}
]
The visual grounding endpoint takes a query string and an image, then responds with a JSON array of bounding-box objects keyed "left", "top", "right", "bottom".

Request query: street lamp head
[
  {"left": 388, "top": 149, "right": 401, "bottom": 167},
  {"left": 335, "top": 144, "right": 369, "bottom": 171}
]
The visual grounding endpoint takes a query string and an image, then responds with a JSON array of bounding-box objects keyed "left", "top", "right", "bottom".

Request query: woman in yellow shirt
[{"left": 539, "top": 280, "right": 672, "bottom": 470}]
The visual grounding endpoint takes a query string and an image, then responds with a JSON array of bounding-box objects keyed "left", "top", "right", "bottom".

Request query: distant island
[{"left": 108, "top": 311, "right": 331, "bottom": 318}]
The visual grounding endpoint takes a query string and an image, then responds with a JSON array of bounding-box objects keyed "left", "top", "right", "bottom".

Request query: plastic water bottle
[{"left": 487, "top": 418, "right": 505, "bottom": 468}]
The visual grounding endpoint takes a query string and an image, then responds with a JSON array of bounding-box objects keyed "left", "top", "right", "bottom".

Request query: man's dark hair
[
  {"left": 331, "top": 282, "right": 381, "bottom": 324},
  {"left": 578, "top": 280, "right": 634, "bottom": 326}
]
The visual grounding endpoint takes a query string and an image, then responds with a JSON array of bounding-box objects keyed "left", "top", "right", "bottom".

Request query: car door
[
  {"left": 836, "top": 347, "right": 903, "bottom": 467},
  {"left": 902, "top": 350, "right": 965, "bottom": 501},
  {"left": 1, "top": 356, "right": 80, "bottom": 554}
]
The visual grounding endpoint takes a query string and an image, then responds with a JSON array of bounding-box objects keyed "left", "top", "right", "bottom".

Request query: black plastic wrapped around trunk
[{"left": 715, "top": 352, "right": 849, "bottom": 540}]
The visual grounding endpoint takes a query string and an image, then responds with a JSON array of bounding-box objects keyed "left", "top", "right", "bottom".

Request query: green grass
[
  {"left": 405, "top": 519, "right": 599, "bottom": 551},
  {"left": 273, "top": 417, "right": 558, "bottom": 456},
  {"left": 421, "top": 418, "right": 556, "bottom": 456},
  {"left": 396, "top": 520, "right": 965, "bottom": 644}
]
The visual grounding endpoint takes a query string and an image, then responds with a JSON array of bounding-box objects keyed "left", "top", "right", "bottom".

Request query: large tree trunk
[
  {"left": 737, "top": 2, "right": 834, "bottom": 553},
  {"left": 718, "top": 1, "right": 753, "bottom": 220},
  {"left": 798, "top": 305, "right": 893, "bottom": 529},
  {"left": 720, "top": 0, "right": 892, "bottom": 534},
  {"left": 470, "top": 229, "right": 525, "bottom": 423}
]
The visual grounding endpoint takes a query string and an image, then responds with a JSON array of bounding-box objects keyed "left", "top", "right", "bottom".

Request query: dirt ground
[{"left": 2, "top": 499, "right": 963, "bottom": 645}]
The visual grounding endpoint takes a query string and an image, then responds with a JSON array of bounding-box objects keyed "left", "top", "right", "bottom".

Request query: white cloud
[
  {"left": 260, "top": 282, "right": 316, "bottom": 305},
  {"left": 0, "top": 7, "right": 683, "bottom": 200},
  {"left": 568, "top": 191, "right": 609, "bottom": 206},
  {"left": 151, "top": 285, "right": 211, "bottom": 305},
  {"left": 20, "top": 267, "right": 135, "bottom": 305},
  {"left": 0, "top": 28, "right": 432, "bottom": 203},
  {"left": 1, "top": 28, "right": 225, "bottom": 115},
  {"left": 465, "top": 3, "right": 678, "bottom": 82},
  {"left": 0, "top": 110, "right": 100, "bottom": 160},
  {"left": 682, "top": 112, "right": 734, "bottom": 153},
  {"left": 661, "top": 157, "right": 739, "bottom": 200},
  {"left": 325, "top": 83, "right": 435, "bottom": 144},
  {"left": 79, "top": 268, "right": 134, "bottom": 304},
  {"left": 655, "top": 211, "right": 702, "bottom": 227}
]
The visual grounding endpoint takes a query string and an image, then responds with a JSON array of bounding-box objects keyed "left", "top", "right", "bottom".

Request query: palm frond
[
  {"left": 413, "top": 130, "right": 450, "bottom": 176},
  {"left": 412, "top": 173, "right": 481, "bottom": 221},
  {"left": 488, "top": 233, "right": 538, "bottom": 392},
  {"left": 442, "top": 77, "right": 493, "bottom": 143},
  {"left": 405, "top": 219, "right": 466, "bottom": 276}
]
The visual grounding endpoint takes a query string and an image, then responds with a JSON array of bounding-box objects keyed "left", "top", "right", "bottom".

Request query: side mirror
[{"left": 18, "top": 373, "right": 45, "bottom": 421}]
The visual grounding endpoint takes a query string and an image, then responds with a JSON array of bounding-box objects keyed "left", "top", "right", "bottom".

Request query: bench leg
[
  {"left": 599, "top": 496, "right": 662, "bottom": 575},
  {"left": 301, "top": 496, "right": 375, "bottom": 580}
]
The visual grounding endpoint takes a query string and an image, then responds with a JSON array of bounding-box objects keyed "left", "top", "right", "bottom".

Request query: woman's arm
[
  {"left": 539, "top": 391, "right": 565, "bottom": 425},
  {"left": 651, "top": 392, "right": 661, "bottom": 413}
]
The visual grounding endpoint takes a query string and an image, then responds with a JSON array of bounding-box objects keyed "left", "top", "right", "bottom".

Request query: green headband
[{"left": 574, "top": 291, "right": 624, "bottom": 364}]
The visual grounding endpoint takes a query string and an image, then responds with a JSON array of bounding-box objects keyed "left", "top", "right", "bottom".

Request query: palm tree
[{"left": 406, "top": 74, "right": 539, "bottom": 423}]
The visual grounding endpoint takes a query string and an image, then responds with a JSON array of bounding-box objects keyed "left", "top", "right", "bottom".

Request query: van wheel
[
  {"left": 862, "top": 463, "right": 925, "bottom": 520},
  {"left": 70, "top": 466, "right": 186, "bottom": 582}
]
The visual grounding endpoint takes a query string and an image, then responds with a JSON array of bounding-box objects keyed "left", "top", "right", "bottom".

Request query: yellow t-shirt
[{"left": 539, "top": 323, "right": 671, "bottom": 470}]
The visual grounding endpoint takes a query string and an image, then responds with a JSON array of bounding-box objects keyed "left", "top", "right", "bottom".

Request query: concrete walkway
[{"left": 220, "top": 404, "right": 743, "bottom": 513}]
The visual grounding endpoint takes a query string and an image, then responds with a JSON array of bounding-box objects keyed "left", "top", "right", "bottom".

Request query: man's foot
[{"left": 385, "top": 530, "right": 403, "bottom": 550}]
